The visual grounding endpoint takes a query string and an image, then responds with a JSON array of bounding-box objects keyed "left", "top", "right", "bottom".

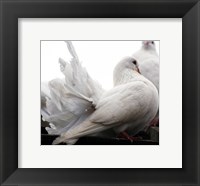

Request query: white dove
[
  {"left": 52, "top": 56, "right": 159, "bottom": 145},
  {"left": 132, "top": 40, "right": 159, "bottom": 126},
  {"left": 132, "top": 40, "right": 159, "bottom": 91}
]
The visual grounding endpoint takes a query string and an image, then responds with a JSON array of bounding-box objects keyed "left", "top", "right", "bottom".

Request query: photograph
[
  {"left": 2, "top": 0, "right": 200, "bottom": 184},
  {"left": 41, "top": 40, "right": 160, "bottom": 145}
]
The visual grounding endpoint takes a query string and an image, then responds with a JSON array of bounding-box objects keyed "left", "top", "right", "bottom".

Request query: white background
[
  {"left": 41, "top": 41, "right": 159, "bottom": 90},
  {"left": 19, "top": 19, "right": 182, "bottom": 168}
]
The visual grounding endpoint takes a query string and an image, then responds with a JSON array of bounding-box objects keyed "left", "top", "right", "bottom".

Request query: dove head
[
  {"left": 113, "top": 57, "right": 141, "bottom": 86},
  {"left": 142, "top": 40, "right": 156, "bottom": 50},
  {"left": 124, "top": 57, "right": 140, "bottom": 73},
  {"left": 116, "top": 56, "right": 140, "bottom": 73}
]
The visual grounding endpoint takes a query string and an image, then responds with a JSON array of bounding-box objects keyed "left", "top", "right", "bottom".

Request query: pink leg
[
  {"left": 150, "top": 116, "right": 159, "bottom": 127},
  {"left": 117, "top": 131, "right": 142, "bottom": 142}
]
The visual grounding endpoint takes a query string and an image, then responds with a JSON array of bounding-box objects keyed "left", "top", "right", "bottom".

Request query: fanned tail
[
  {"left": 41, "top": 41, "right": 104, "bottom": 138},
  {"left": 65, "top": 40, "right": 79, "bottom": 61}
]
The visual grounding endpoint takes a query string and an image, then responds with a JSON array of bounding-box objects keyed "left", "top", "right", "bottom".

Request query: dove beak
[
  {"left": 136, "top": 67, "right": 141, "bottom": 74},
  {"left": 143, "top": 41, "right": 150, "bottom": 45}
]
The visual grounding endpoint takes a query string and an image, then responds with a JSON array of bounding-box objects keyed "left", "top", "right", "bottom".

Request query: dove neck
[
  {"left": 113, "top": 69, "right": 145, "bottom": 86},
  {"left": 141, "top": 46, "right": 157, "bottom": 54}
]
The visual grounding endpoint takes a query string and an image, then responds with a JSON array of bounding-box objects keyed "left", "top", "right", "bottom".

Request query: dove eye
[
  {"left": 151, "top": 41, "right": 154, "bottom": 44},
  {"left": 132, "top": 60, "right": 137, "bottom": 65}
]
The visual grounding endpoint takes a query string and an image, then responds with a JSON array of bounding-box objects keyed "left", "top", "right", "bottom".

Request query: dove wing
[{"left": 90, "top": 81, "right": 148, "bottom": 126}]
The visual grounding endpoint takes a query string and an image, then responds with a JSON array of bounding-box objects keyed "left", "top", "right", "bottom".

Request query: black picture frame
[{"left": 0, "top": 0, "right": 200, "bottom": 185}]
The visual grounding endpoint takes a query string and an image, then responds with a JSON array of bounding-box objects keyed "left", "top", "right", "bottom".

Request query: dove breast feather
[{"left": 138, "top": 58, "right": 159, "bottom": 90}]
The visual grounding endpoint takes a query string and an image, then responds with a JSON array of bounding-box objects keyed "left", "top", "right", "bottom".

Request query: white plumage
[
  {"left": 41, "top": 41, "right": 104, "bottom": 136},
  {"left": 41, "top": 41, "right": 159, "bottom": 145},
  {"left": 52, "top": 57, "right": 158, "bottom": 144},
  {"left": 132, "top": 41, "right": 159, "bottom": 128},
  {"left": 132, "top": 41, "right": 159, "bottom": 91}
]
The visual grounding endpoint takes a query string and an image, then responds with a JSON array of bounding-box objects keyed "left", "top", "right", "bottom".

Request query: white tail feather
[
  {"left": 65, "top": 41, "right": 79, "bottom": 61},
  {"left": 53, "top": 120, "right": 111, "bottom": 145},
  {"left": 41, "top": 41, "right": 104, "bottom": 140}
]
